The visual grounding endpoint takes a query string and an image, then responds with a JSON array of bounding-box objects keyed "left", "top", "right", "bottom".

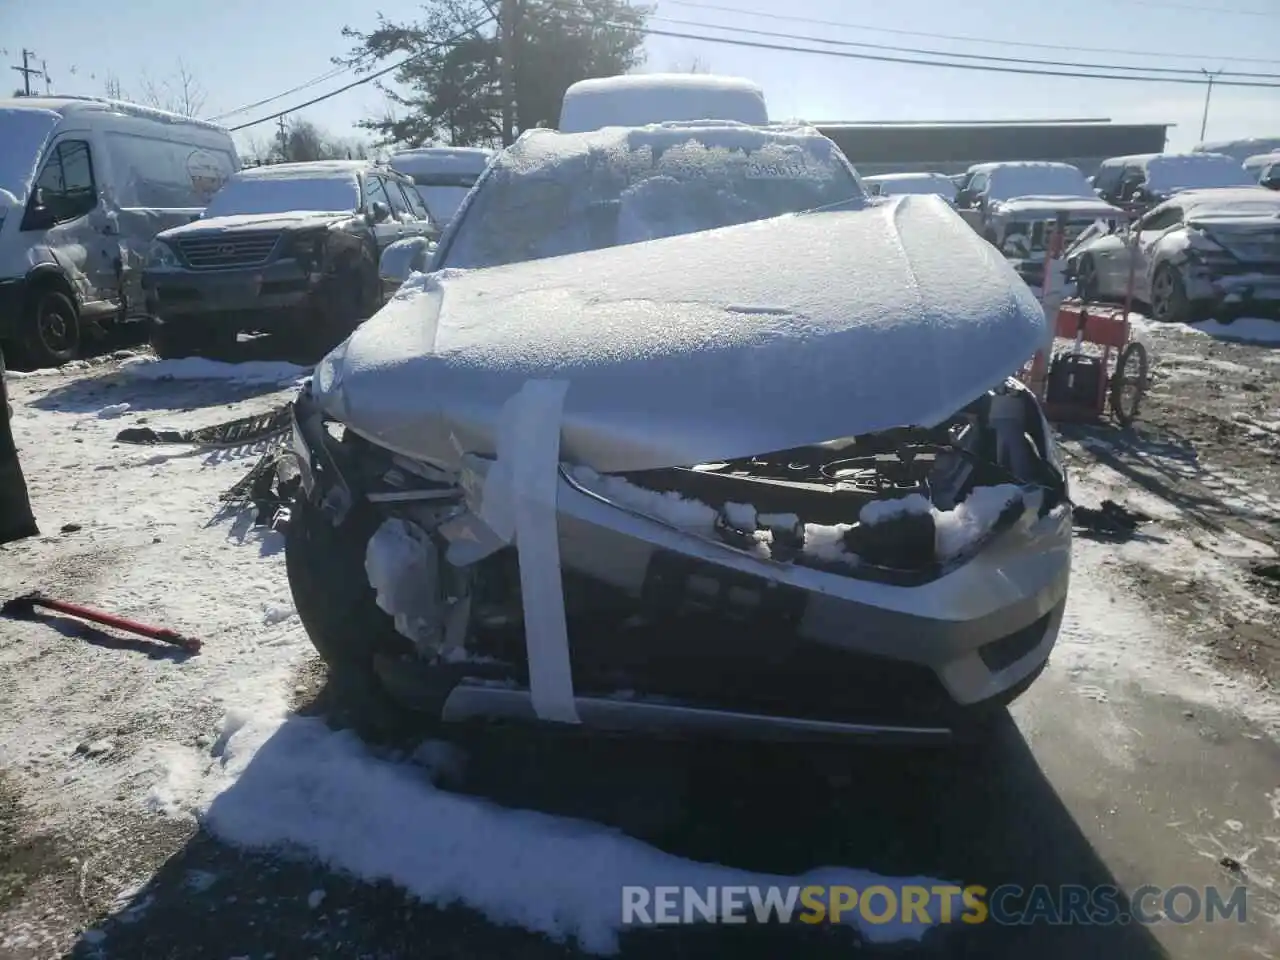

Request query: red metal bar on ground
[{"left": 1, "top": 593, "right": 202, "bottom": 653}]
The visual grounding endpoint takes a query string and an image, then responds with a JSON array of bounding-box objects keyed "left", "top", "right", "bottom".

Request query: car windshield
[
  {"left": 0, "top": 108, "right": 61, "bottom": 205},
  {"left": 1145, "top": 156, "right": 1255, "bottom": 194},
  {"left": 203, "top": 173, "right": 360, "bottom": 218},
  {"left": 410, "top": 173, "right": 480, "bottom": 224},
  {"left": 985, "top": 165, "right": 1091, "bottom": 201},
  {"left": 440, "top": 125, "right": 866, "bottom": 270}
]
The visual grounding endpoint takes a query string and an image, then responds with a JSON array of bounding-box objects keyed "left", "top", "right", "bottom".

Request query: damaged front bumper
[{"left": 288, "top": 380, "right": 1071, "bottom": 744}]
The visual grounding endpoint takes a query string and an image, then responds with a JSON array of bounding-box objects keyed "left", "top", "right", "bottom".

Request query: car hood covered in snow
[
  {"left": 992, "top": 195, "right": 1122, "bottom": 218},
  {"left": 159, "top": 211, "right": 348, "bottom": 239},
  {"left": 315, "top": 194, "right": 1046, "bottom": 473}
]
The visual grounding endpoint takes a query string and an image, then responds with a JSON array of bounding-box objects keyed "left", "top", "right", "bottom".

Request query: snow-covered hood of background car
[
  {"left": 991, "top": 195, "right": 1122, "bottom": 218},
  {"left": 158, "top": 211, "right": 347, "bottom": 239},
  {"left": 315, "top": 194, "right": 1047, "bottom": 473}
]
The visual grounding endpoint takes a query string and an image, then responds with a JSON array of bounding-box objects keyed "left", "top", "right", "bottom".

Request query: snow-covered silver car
[
  {"left": 284, "top": 121, "right": 1071, "bottom": 744},
  {"left": 1069, "top": 187, "right": 1280, "bottom": 323}
]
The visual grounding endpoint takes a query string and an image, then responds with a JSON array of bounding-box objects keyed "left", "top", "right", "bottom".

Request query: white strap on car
[{"left": 474, "top": 379, "right": 581, "bottom": 725}]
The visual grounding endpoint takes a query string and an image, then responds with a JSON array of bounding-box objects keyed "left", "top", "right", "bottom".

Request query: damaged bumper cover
[{"left": 289, "top": 380, "right": 1070, "bottom": 743}]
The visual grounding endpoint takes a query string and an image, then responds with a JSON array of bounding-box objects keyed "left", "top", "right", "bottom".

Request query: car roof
[
  {"left": 235, "top": 160, "right": 406, "bottom": 181},
  {"left": 967, "top": 161, "right": 1081, "bottom": 174},
  {"left": 0, "top": 95, "right": 230, "bottom": 132}
]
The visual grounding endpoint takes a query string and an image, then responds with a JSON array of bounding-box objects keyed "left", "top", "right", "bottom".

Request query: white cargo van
[
  {"left": 558, "top": 74, "right": 769, "bottom": 133},
  {"left": 388, "top": 146, "right": 494, "bottom": 227},
  {"left": 0, "top": 96, "right": 239, "bottom": 365}
]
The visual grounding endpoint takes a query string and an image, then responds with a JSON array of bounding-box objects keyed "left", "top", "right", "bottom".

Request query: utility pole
[
  {"left": 277, "top": 115, "right": 289, "bottom": 162},
  {"left": 41, "top": 60, "right": 51, "bottom": 95},
  {"left": 499, "top": 0, "right": 519, "bottom": 146},
  {"left": 1199, "top": 69, "right": 1222, "bottom": 142},
  {"left": 10, "top": 49, "right": 43, "bottom": 96}
]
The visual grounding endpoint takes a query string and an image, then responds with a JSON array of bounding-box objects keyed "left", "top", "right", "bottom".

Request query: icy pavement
[{"left": 2, "top": 354, "right": 1280, "bottom": 958}]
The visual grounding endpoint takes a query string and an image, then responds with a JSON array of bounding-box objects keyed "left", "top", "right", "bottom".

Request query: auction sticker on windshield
[{"left": 746, "top": 158, "right": 813, "bottom": 179}]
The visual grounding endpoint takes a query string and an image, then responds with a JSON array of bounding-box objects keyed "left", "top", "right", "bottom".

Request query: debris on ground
[
  {"left": 1072, "top": 499, "right": 1153, "bottom": 539},
  {"left": 115, "top": 403, "right": 293, "bottom": 449}
]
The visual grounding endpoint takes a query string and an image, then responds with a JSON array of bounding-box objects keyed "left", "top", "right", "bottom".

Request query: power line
[
  {"left": 1105, "top": 0, "right": 1278, "bottom": 17},
  {"left": 661, "top": 0, "right": 1280, "bottom": 65},
  {"left": 225, "top": 15, "right": 496, "bottom": 131},
  {"left": 647, "top": 13, "right": 1280, "bottom": 79},
  {"left": 210, "top": 62, "right": 362, "bottom": 121},
  {"left": 223, "top": 5, "right": 1280, "bottom": 134},
  {"left": 628, "top": 22, "right": 1280, "bottom": 88}
]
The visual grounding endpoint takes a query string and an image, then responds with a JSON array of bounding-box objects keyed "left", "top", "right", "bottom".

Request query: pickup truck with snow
[
  {"left": 952, "top": 161, "right": 1123, "bottom": 287},
  {"left": 142, "top": 160, "right": 437, "bottom": 358}
]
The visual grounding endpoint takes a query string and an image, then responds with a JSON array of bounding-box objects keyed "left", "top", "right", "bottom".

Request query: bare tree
[{"left": 104, "top": 61, "right": 207, "bottom": 115}]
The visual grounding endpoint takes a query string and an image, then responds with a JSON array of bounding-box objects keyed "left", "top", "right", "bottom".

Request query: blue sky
[{"left": 4, "top": 0, "right": 1278, "bottom": 155}]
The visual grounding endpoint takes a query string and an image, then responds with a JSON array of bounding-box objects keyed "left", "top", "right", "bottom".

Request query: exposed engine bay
[{"left": 324, "top": 378, "right": 1066, "bottom": 664}]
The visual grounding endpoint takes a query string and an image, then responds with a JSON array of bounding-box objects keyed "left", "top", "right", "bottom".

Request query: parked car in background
[
  {"left": 0, "top": 96, "right": 239, "bottom": 367},
  {"left": 1067, "top": 187, "right": 1280, "bottom": 323},
  {"left": 1091, "top": 153, "right": 1254, "bottom": 212},
  {"left": 287, "top": 118, "right": 1068, "bottom": 745},
  {"left": 388, "top": 146, "right": 493, "bottom": 227},
  {"left": 951, "top": 162, "right": 1121, "bottom": 286},
  {"left": 557, "top": 73, "right": 769, "bottom": 133},
  {"left": 1260, "top": 160, "right": 1280, "bottom": 192},
  {"left": 143, "top": 160, "right": 435, "bottom": 357},
  {"left": 1193, "top": 136, "right": 1280, "bottom": 167},
  {"left": 1244, "top": 152, "right": 1280, "bottom": 183},
  {"left": 863, "top": 172, "right": 957, "bottom": 203}
]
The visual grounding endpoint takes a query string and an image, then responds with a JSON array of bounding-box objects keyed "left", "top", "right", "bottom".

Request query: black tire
[
  {"left": 20, "top": 288, "right": 80, "bottom": 368},
  {"left": 1075, "top": 255, "right": 1100, "bottom": 302},
  {"left": 1109, "top": 340, "right": 1149, "bottom": 427},
  {"left": 284, "top": 494, "right": 417, "bottom": 733},
  {"left": 1149, "top": 263, "right": 1190, "bottom": 324},
  {"left": 150, "top": 319, "right": 236, "bottom": 360},
  {"left": 305, "top": 256, "right": 376, "bottom": 355}
]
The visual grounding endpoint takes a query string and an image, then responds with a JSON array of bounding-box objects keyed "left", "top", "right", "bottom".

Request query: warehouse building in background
[{"left": 815, "top": 119, "right": 1172, "bottom": 178}]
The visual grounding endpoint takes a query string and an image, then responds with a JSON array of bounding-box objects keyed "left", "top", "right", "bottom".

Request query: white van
[
  {"left": 558, "top": 74, "right": 769, "bottom": 133},
  {"left": 388, "top": 146, "right": 494, "bottom": 227},
  {"left": 0, "top": 96, "right": 239, "bottom": 365}
]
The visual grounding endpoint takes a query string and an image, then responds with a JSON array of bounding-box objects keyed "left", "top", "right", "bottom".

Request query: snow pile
[
  {"left": 365, "top": 517, "right": 442, "bottom": 646},
  {"left": 1189, "top": 316, "right": 1280, "bottom": 344},
  {"left": 175, "top": 710, "right": 944, "bottom": 953},
  {"left": 571, "top": 465, "right": 1027, "bottom": 566},
  {"left": 558, "top": 74, "right": 768, "bottom": 133},
  {"left": 570, "top": 465, "right": 718, "bottom": 530},
  {"left": 858, "top": 493, "right": 931, "bottom": 526},
  {"left": 118, "top": 355, "right": 310, "bottom": 384},
  {"left": 932, "top": 484, "right": 1024, "bottom": 559}
]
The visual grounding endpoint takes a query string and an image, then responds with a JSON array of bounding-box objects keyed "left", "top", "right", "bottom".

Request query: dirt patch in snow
[{"left": 1061, "top": 315, "right": 1280, "bottom": 686}]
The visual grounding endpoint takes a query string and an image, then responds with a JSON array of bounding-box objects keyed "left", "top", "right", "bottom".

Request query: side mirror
[
  {"left": 21, "top": 190, "right": 56, "bottom": 232},
  {"left": 1262, "top": 176, "right": 1280, "bottom": 191},
  {"left": 368, "top": 201, "right": 390, "bottom": 224}
]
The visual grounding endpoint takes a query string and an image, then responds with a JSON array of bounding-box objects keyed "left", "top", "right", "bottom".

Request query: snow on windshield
[
  {"left": 0, "top": 108, "right": 61, "bottom": 204},
  {"left": 986, "top": 164, "right": 1091, "bottom": 202},
  {"left": 203, "top": 173, "right": 361, "bottom": 218},
  {"left": 440, "top": 124, "right": 865, "bottom": 270},
  {"left": 1181, "top": 188, "right": 1280, "bottom": 218},
  {"left": 1145, "top": 155, "right": 1255, "bottom": 194}
]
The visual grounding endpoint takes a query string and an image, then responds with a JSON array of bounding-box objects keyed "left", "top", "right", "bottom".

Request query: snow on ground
[
  {"left": 1055, "top": 463, "right": 1280, "bottom": 740},
  {"left": 0, "top": 359, "right": 944, "bottom": 955},
  {"left": 1128, "top": 311, "right": 1280, "bottom": 346}
]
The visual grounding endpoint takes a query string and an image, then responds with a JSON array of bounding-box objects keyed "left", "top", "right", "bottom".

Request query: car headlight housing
[
  {"left": 285, "top": 229, "right": 328, "bottom": 271},
  {"left": 146, "top": 239, "right": 180, "bottom": 269}
]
